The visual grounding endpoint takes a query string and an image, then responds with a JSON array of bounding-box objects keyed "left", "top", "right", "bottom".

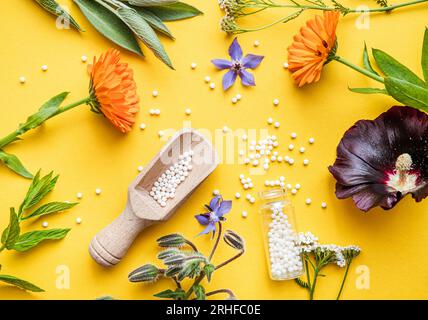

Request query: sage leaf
[
  {"left": 146, "top": 3, "right": 202, "bottom": 21},
  {"left": 73, "top": 0, "right": 144, "bottom": 57},
  {"left": 131, "top": 8, "right": 174, "bottom": 39},
  {"left": 154, "top": 288, "right": 186, "bottom": 300},
  {"left": 348, "top": 87, "right": 388, "bottom": 94},
  {"left": 1, "top": 209, "right": 20, "bottom": 249},
  {"left": 0, "top": 274, "right": 44, "bottom": 292},
  {"left": 20, "top": 171, "right": 59, "bottom": 211},
  {"left": 34, "top": 0, "right": 82, "bottom": 31},
  {"left": 0, "top": 150, "right": 33, "bottom": 179},
  {"left": 126, "top": 0, "right": 178, "bottom": 6},
  {"left": 373, "top": 48, "right": 426, "bottom": 87},
  {"left": 363, "top": 43, "right": 379, "bottom": 76},
  {"left": 117, "top": 7, "right": 173, "bottom": 68},
  {"left": 422, "top": 28, "right": 428, "bottom": 83},
  {"left": 19, "top": 92, "right": 69, "bottom": 133},
  {"left": 12, "top": 228, "right": 70, "bottom": 252},
  {"left": 384, "top": 77, "right": 428, "bottom": 111},
  {"left": 22, "top": 202, "right": 78, "bottom": 221}
]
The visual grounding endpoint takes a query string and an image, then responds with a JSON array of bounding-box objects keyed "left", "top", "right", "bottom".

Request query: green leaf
[
  {"left": 35, "top": 0, "right": 82, "bottom": 31},
  {"left": 295, "top": 278, "right": 309, "bottom": 289},
  {"left": 18, "top": 92, "right": 69, "bottom": 133},
  {"left": 131, "top": 8, "right": 174, "bottom": 39},
  {"left": 22, "top": 202, "right": 78, "bottom": 220},
  {"left": 20, "top": 171, "right": 59, "bottom": 212},
  {"left": 73, "top": 0, "right": 144, "bottom": 57},
  {"left": 1, "top": 209, "right": 20, "bottom": 249},
  {"left": 0, "top": 274, "right": 44, "bottom": 292},
  {"left": 126, "top": 0, "right": 178, "bottom": 6},
  {"left": 422, "top": 28, "right": 428, "bottom": 83},
  {"left": 203, "top": 263, "right": 215, "bottom": 282},
  {"left": 154, "top": 288, "right": 186, "bottom": 300},
  {"left": 116, "top": 7, "right": 173, "bottom": 69},
  {"left": 193, "top": 284, "right": 206, "bottom": 300},
  {"left": 12, "top": 228, "right": 70, "bottom": 252},
  {"left": 146, "top": 3, "right": 202, "bottom": 21},
  {"left": 373, "top": 48, "right": 426, "bottom": 87},
  {"left": 363, "top": 43, "right": 379, "bottom": 76},
  {"left": 0, "top": 150, "right": 33, "bottom": 179},
  {"left": 348, "top": 87, "right": 388, "bottom": 94},
  {"left": 384, "top": 76, "right": 428, "bottom": 111}
]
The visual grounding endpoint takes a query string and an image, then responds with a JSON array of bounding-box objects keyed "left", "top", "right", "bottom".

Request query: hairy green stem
[
  {"left": 336, "top": 260, "right": 352, "bottom": 300},
  {"left": 185, "top": 240, "right": 199, "bottom": 252},
  {"left": 206, "top": 289, "right": 235, "bottom": 298},
  {"left": 208, "top": 222, "right": 222, "bottom": 261},
  {"left": 333, "top": 56, "right": 385, "bottom": 83},
  {"left": 215, "top": 250, "right": 244, "bottom": 270},
  {"left": 0, "top": 97, "right": 91, "bottom": 150}
]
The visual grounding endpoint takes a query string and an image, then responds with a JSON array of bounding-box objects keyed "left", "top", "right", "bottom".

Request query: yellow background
[{"left": 0, "top": 0, "right": 427, "bottom": 300}]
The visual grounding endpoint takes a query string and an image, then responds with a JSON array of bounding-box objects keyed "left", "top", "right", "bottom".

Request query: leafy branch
[{"left": 0, "top": 171, "right": 77, "bottom": 292}]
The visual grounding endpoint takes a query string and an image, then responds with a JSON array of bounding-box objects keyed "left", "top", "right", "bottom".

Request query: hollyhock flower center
[{"left": 386, "top": 153, "right": 420, "bottom": 193}]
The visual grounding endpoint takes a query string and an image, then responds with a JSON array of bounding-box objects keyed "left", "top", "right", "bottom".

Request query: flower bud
[
  {"left": 165, "top": 265, "right": 183, "bottom": 277},
  {"left": 157, "top": 233, "right": 186, "bottom": 248},
  {"left": 223, "top": 230, "right": 245, "bottom": 251},
  {"left": 157, "top": 248, "right": 181, "bottom": 260},
  {"left": 164, "top": 254, "right": 187, "bottom": 266},
  {"left": 128, "top": 264, "right": 159, "bottom": 282}
]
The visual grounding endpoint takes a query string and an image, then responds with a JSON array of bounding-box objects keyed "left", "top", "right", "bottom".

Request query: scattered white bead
[
  {"left": 76, "top": 217, "right": 82, "bottom": 224},
  {"left": 42, "top": 221, "right": 49, "bottom": 228},
  {"left": 249, "top": 197, "right": 256, "bottom": 204},
  {"left": 241, "top": 134, "right": 248, "bottom": 141},
  {"left": 139, "top": 123, "right": 146, "bottom": 130},
  {"left": 321, "top": 202, "right": 327, "bottom": 209},
  {"left": 19, "top": 76, "right": 26, "bottom": 84},
  {"left": 295, "top": 183, "right": 301, "bottom": 190},
  {"left": 303, "top": 159, "right": 310, "bottom": 166},
  {"left": 158, "top": 130, "right": 164, "bottom": 137},
  {"left": 273, "top": 99, "right": 280, "bottom": 106},
  {"left": 283, "top": 62, "right": 289, "bottom": 69},
  {"left": 95, "top": 188, "right": 102, "bottom": 195},
  {"left": 213, "top": 189, "right": 220, "bottom": 196},
  {"left": 299, "top": 147, "right": 305, "bottom": 153},
  {"left": 254, "top": 40, "right": 260, "bottom": 47},
  {"left": 242, "top": 211, "right": 248, "bottom": 218},
  {"left": 288, "top": 158, "right": 295, "bottom": 165},
  {"left": 309, "top": 137, "right": 315, "bottom": 144},
  {"left": 267, "top": 117, "right": 273, "bottom": 125},
  {"left": 291, "top": 188, "right": 297, "bottom": 195},
  {"left": 76, "top": 192, "right": 83, "bottom": 199},
  {"left": 231, "top": 97, "right": 238, "bottom": 104},
  {"left": 288, "top": 144, "right": 294, "bottom": 151},
  {"left": 41, "top": 65, "right": 48, "bottom": 71},
  {"left": 185, "top": 108, "right": 192, "bottom": 115},
  {"left": 252, "top": 160, "right": 259, "bottom": 166},
  {"left": 152, "top": 90, "right": 159, "bottom": 97},
  {"left": 286, "top": 184, "right": 292, "bottom": 189},
  {"left": 305, "top": 198, "right": 312, "bottom": 205},
  {"left": 81, "top": 55, "right": 88, "bottom": 62},
  {"left": 209, "top": 82, "right": 216, "bottom": 89},
  {"left": 204, "top": 76, "right": 211, "bottom": 83},
  {"left": 236, "top": 93, "right": 242, "bottom": 100},
  {"left": 274, "top": 122, "right": 280, "bottom": 128},
  {"left": 154, "top": 108, "right": 161, "bottom": 115},
  {"left": 291, "top": 132, "right": 297, "bottom": 139},
  {"left": 138, "top": 166, "right": 144, "bottom": 172},
  {"left": 235, "top": 192, "right": 241, "bottom": 199},
  {"left": 190, "top": 62, "right": 197, "bottom": 69}
]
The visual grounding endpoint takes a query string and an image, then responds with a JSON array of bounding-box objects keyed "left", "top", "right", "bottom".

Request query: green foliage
[
  {"left": 34, "top": 0, "right": 82, "bottom": 31},
  {"left": 0, "top": 171, "right": 76, "bottom": 292}
]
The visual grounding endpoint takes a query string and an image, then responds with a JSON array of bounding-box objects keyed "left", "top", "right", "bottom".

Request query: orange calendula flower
[
  {"left": 88, "top": 49, "right": 139, "bottom": 133},
  {"left": 287, "top": 11, "right": 340, "bottom": 87}
]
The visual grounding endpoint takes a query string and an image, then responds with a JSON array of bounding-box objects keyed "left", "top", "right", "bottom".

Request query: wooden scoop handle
[{"left": 89, "top": 206, "right": 153, "bottom": 267}]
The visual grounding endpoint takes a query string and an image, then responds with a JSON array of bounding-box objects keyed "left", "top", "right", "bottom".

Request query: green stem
[
  {"left": 336, "top": 260, "right": 352, "bottom": 300},
  {"left": 185, "top": 240, "right": 199, "bottom": 252},
  {"left": 0, "top": 97, "right": 91, "bottom": 150},
  {"left": 305, "top": 259, "right": 311, "bottom": 289},
  {"left": 208, "top": 222, "right": 222, "bottom": 261},
  {"left": 215, "top": 250, "right": 244, "bottom": 270},
  {"left": 185, "top": 272, "right": 205, "bottom": 300},
  {"left": 309, "top": 268, "right": 319, "bottom": 300},
  {"left": 206, "top": 289, "right": 235, "bottom": 298},
  {"left": 333, "top": 56, "right": 385, "bottom": 84}
]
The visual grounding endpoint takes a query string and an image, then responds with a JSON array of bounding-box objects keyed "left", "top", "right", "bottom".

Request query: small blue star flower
[{"left": 195, "top": 196, "right": 232, "bottom": 236}]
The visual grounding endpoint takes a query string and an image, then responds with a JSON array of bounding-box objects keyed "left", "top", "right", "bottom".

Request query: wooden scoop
[{"left": 89, "top": 128, "right": 219, "bottom": 267}]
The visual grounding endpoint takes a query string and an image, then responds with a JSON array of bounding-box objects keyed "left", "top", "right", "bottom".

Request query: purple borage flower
[
  {"left": 195, "top": 196, "right": 232, "bottom": 236},
  {"left": 329, "top": 106, "right": 428, "bottom": 212},
  {"left": 211, "top": 38, "right": 264, "bottom": 91}
]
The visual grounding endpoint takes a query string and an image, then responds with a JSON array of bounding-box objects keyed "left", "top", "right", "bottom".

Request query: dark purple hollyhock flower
[
  {"left": 329, "top": 106, "right": 428, "bottom": 212},
  {"left": 211, "top": 38, "right": 264, "bottom": 91},
  {"left": 195, "top": 196, "right": 231, "bottom": 235}
]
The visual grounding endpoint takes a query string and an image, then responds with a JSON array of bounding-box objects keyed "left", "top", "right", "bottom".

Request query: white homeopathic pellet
[
  {"left": 95, "top": 188, "right": 102, "bottom": 195},
  {"left": 42, "top": 221, "right": 49, "bottom": 228},
  {"left": 154, "top": 108, "right": 161, "bottom": 115},
  {"left": 303, "top": 159, "right": 310, "bottom": 166},
  {"left": 273, "top": 99, "right": 280, "bottom": 106},
  {"left": 138, "top": 166, "right": 144, "bottom": 172},
  {"left": 76, "top": 217, "right": 82, "bottom": 224},
  {"left": 254, "top": 40, "right": 260, "bottom": 47},
  {"left": 274, "top": 122, "right": 280, "bottom": 128},
  {"left": 295, "top": 183, "right": 301, "bottom": 190},
  {"left": 235, "top": 192, "right": 241, "bottom": 199},
  {"left": 236, "top": 93, "right": 242, "bottom": 100},
  {"left": 267, "top": 117, "right": 273, "bottom": 124},
  {"left": 209, "top": 82, "right": 216, "bottom": 89},
  {"left": 242, "top": 211, "right": 248, "bottom": 218},
  {"left": 321, "top": 202, "right": 327, "bottom": 209},
  {"left": 185, "top": 108, "right": 192, "bottom": 115},
  {"left": 190, "top": 62, "right": 197, "bottom": 69},
  {"left": 152, "top": 90, "right": 159, "bottom": 97},
  {"left": 204, "top": 76, "right": 211, "bottom": 83},
  {"left": 41, "top": 65, "right": 48, "bottom": 71},
  {"left": 158, "top": 130, "right": 164, "bottom": 137},
  {"left": 81, "top": 55, "right": 88, "bottom": 62},
  {"left": 309, "top": 137, "right": 315, "bottom": 144},
  {"left": 288, "top": 158, "right": 295, "bottom": 165},
  {"left": 288, "top": 144, "right": 294, "bottom": 151},
  {"left": 19, "top": 76, "right": 26, "bottom": 84},
  {"left": 283, "top": 62, "right": 289, "bottom": 69},
  {"left": 231, "top": 97, "right": 238, "bottom": 104},
  {"left": 305, "top": 198, "right": 312, "bottom": 205},
  {"left": 291, "top": 132, "right": 297, "bottom": 139},
  {"left": 139, "top": 123, "right": 146, "bottom": 130},
  {"left": 291, "top": 188, "right": 297, "bottom": 195},
  {"left": 299, "top": 147, "right": 305, "bottom": 153},
  {"left": 213, "top": 189, "right": 220, "bottom": 196},
  {"left": 222, "top": 126, "right": 229, "bottom": 133},
  {"left": 76, "top": 192, "right": 83, "bottom": 199}
]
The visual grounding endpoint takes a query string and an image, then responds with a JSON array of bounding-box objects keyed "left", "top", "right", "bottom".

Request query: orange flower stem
[
  {"left": 333, "top": 56, "right": 385, "bottom": 84},
  {"left": 0, "top": 97, "right": 91, "bottom": 150}
]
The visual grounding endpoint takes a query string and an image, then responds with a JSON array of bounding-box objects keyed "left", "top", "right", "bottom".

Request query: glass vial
[{"left": 258, "top": 188, "right": 304, "bottom": 281}]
